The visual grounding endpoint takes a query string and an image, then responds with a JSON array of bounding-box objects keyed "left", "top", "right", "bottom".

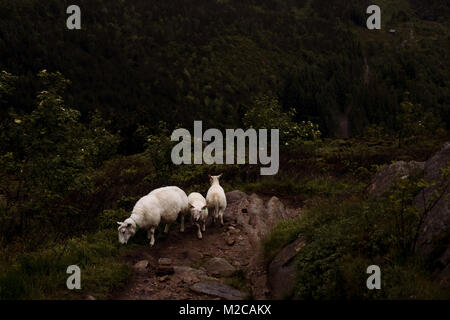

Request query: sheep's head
[
  {"left": 189, "top": 203, "right": 207, "bottom": 222},
  {"left": 208, "top": 173, "right": 223, "bottom": 185},
  {"left": 117, "top": 218, "right": 136, "bottom": 244}
]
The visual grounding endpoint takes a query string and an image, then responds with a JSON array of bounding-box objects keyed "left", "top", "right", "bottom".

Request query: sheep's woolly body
[
  {"left": 188, "top": 192, "right": 208, "bottom": 239},
  {"left": 132, "top": 186, "right": 188, "bottom": 228},
  {"left": 206, "top": 176, "right": 227, "bottom": 225},
  {"left": 119, "top": 186, "right": 189, "bottom": 246},
  {"left": 188, "top": 192, "right": 208, "bottom": 218}
]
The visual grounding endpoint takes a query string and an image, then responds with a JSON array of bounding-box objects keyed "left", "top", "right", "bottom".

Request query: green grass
[
  {"left": 240, "top": 175, "right": 365, "bottom": 199},
  {"left": 226, "top": 269, "right": 253, "bottom": 299},
  {"left": 0, "top": 229, "right": 135, "bottom": 300},
  {"left": 263, "top": 218, "right": 304, "bottom": 262}
]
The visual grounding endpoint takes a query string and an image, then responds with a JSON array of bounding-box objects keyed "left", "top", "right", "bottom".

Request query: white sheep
[
  {"left": 206, "top": 173, "right": 227, "bottom": 226},
  {"left": 117, "top": 186, "right": 189, "bottom": 246},
  {"left": 188, "top": 192, "right": 209, "bottom": 239}
]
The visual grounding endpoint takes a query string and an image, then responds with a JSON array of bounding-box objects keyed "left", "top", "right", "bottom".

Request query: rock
[
  {"left": 156, "top": 266, "right": 174, "bottom": 276},
  {"left": 228, "top": 226, "right": 241, "bottom": 234},
  {"left": 182, "top": 274, "right": 199, "bottom": 284},
  {"left": 190, "top": 281, "right": 247, "bottom": 300},
  {"left": 367, "top": 161, "right": 425, "bottom": 197},
  {"left": 133, "top": 260, "right": 149, "bottom": 271},
  {"left": 158, "top": 258, "right": 172, "bottom": 266},
  {"left": 414, "top": 142, "right": 450, "bottom": 286},
  {"left": 203, "top": 257, "right": 236, "bottom": 277},
  {"left": 159, "top": 275, "right": 169, "bottom": 282},
  {"left": 268, "top": 238, "right": 306, "bottom": 299},
  {"left": 267, "top": 196, "right": 289, "bottom": 221},
  {"left": 424, "top": 142, "right": 450, "bottom": 182},
  {"left": 226, "top": 238, "right": 235, "bottom": 246},
  {"left": 226, "top": 190, "right": 248, "bottom": 203},
  {"left": 174, "top": 266, "right": 214, "bottom": 285},
  {"left": 174, "top": 266, "right": 207, "bottom": 279}
]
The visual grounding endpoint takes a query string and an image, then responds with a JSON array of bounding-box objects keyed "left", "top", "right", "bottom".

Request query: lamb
[
  {"left": 188, "top": 192, "right": 209, "bottom": 239},
  {"left": 206, "top": 173, "right": 227, "bottom": 226},
  {"left": 117, "top": 186, "right": 189, "bottom": 246}
]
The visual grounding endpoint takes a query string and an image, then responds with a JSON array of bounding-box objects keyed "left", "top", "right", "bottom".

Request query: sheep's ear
[{"left": 117, "top": 222, "right": 123, "bottom": 226}]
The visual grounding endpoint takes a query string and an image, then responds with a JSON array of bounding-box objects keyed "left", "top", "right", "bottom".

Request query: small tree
[
  {"left": 243, "top": 95, "right": 321, "bottom": 149},
  {"left": 0, "top": 70, "right": 120, "bottom": 240}
]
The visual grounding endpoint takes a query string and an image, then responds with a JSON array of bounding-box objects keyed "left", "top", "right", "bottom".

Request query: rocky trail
[{"left": 111, "top": 191, "right": 302, "bottom": 300}]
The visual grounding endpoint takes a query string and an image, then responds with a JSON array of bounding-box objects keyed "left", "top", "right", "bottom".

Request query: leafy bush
[
  {"left": 243, "top": 95, "right": 321, "bottom": 149},
  {"left": 0, "top": 70, "right": 120, "bottom": 242},
  {"left": 264, "top": 175, "right": 450, "bottom": 300}
]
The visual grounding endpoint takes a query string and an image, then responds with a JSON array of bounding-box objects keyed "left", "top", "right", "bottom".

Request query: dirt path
[{"left": 111, "top": 191, "right": 301, "bottom": 300}]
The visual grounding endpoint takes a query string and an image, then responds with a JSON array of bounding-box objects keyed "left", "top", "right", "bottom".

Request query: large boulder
[
  {"left": 190, "top": 281, "right": 247, "bottom": 300},
  {"left": 414, "top": 142, "right": 450, "bottom": 287},
  {"left": 424, "top": 142, "right": 450, "bottom": 182},
  {"left": 367, "top": 160, "right": 425, "bottom": 197},
  {"left": 222, "top": 190, "right": 301, "bottom": 299},
  {"left": 173, "top": 266, "right": 208, "bottom": 284},
  {"left": 268, "top": 238, "right": 306, "bottom": 299},
  {"left": 203, "top": 257, "right": 236, "bottom": 277}
]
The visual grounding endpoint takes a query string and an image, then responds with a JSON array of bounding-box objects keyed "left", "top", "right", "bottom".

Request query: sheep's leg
[
  {"left": 164, "top": 224, "right": 170, "bottom": 233},
  {"left": 195, "top": 223, "right": 202, "bottom": 239},
  {"left": 219, "top": 210, "right": 224, "bottom": 226},
  {"left": 180, "top": 213, "right": 185, "bottom": 232},
  {"left": 149, "top": 227, "right": 156, "bottom": 246},
  {"left": 202, "top": 220, "right": 206, "bottom": 232},
  {"left": 212, "top": 207, "right": 217, "bottom": 225}
]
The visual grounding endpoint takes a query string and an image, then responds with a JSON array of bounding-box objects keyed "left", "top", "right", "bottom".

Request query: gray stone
[
  {"left": 173, "top": 266, "right": 207, "bottom": 283},
  {"left": 203, "top": 257, "right": 235, "bottom": 277},
  {"left": 133, "top": 260, "right": 149, "bottom": 270},
  {"left": 414, "top": 142, "right": 450, "bottom": 287},
  {"left": 368, "top": 161, "right": 425, "bottom": 197},
  {"left": 424, "top": 142, "right": 450, "bottom": 182},
  {"left": 268, "top": 238, "right": 306, "bottom": 299},
  {"left": 190, "top": 281, "right": 247, "bottom": 300},
  {"left": 226, "top": 190, "right": 248, "bottom": 203}
]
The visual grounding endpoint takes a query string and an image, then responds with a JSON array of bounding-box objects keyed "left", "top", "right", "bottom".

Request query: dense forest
[
  {"left": 0, "top": 0, "right": 449, "bottom": 300},
  {"left": 1, "top": 0, "right": 449, "bottom": 145}
]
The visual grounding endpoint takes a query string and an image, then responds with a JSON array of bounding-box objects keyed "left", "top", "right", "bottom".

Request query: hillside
[
  {"left": 0, "top": 0, "right": 448, "bottom": 150},
  {"left": 0, "top": 0, "right": 449, "bottom": 300}
]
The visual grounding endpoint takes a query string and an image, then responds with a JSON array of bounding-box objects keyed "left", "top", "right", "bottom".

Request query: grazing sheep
[
  {"left": 117, "top": 186, "right": 189, "bottom": 246},
  {"left": 206, "top": 173, "right": 227, "bottom": 226},
  {"left": 188, "top": 192, "right": 208, "bottom": 239}
]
